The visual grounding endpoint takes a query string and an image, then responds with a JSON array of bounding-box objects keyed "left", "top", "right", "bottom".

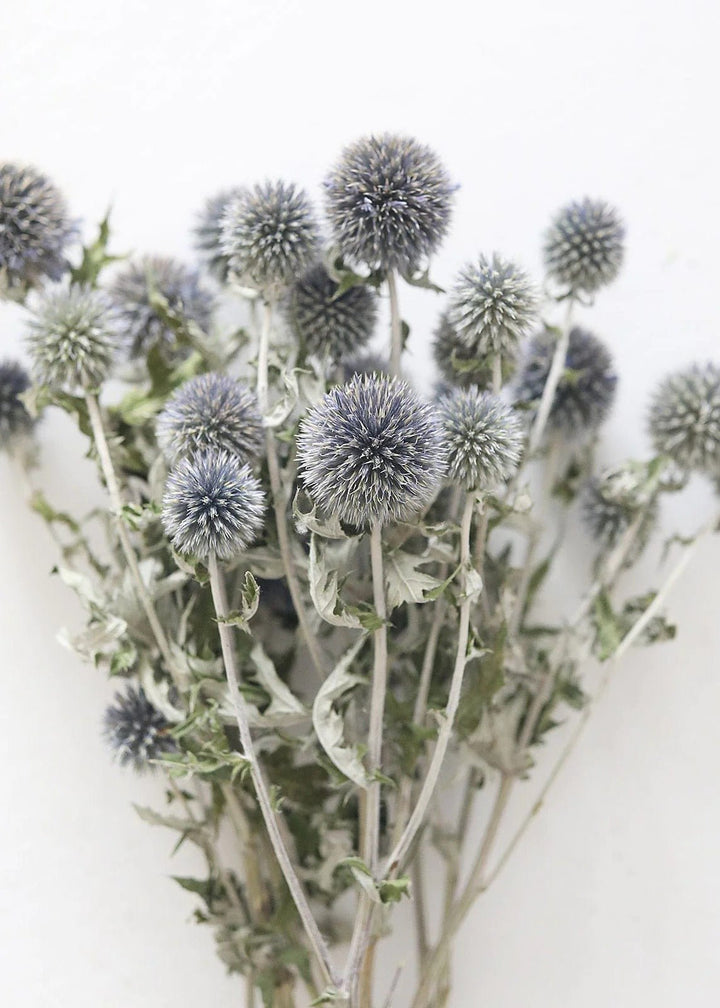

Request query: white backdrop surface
[{"left": 1, "top": 1, "right": 720, "bottom": 1006}]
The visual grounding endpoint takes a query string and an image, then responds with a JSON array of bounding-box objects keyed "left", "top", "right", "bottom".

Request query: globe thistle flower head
[
  {"left": 297, "top": 373, "right": 446, "bottom": 528},
  {"left": 437, "top": 386, "right": 524, "bottom": 490},
  {"left": 648, "top": 363, "right": 720, "bottom": 475},
  {"left": 515, "top": 326, "right": 617, "bottom": 436},
  {"left": 0, "top": 162, "right": 77, "bottom": 298},
  {"left": 109, "top": 256, "right": 213, "bottom": 359},
  {"left": 448, "top": 254, "right": 538, "bottom": 359},
  {"left": 582, "top": 467, "right": 660, "bottom": 563},
  {"left": 161, "top": 449, "right": 265, "bottom": 560},
  {"left": 157, "top": 372, "right": 264, "bottom": 466},
  {"left": 26, "top": 286, "right": 116, "bottom": 391},
  {"left": 103, "top": 685, "right": 176, "bottom": 773},
  {"left": 285, "top": 263, "right": 378, "bottom": 361},
  {"left": 543, "top": 198, "right": 625, "bottom": 296},
  {"left": 0, "top": 359, "right": 35, "bottom": 450},
  {"left": 220, "top": 181, "right": 319, "bottom": 293},
  {"left": 193, "top": 187, "right": 245, "bottom": 283},
  {"left": 323, "top": 133, "right": 454, "bottom": 273}
]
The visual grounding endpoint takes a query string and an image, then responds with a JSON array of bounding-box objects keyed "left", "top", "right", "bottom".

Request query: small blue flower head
[
  {"left": 448, "top": 254, "right": 538, "bottom": 359},
  {"left": 26, "top": 285, "right": 117, "bottom": 391},
  {"left": 0, "top": 359, "right": 35, "bottom": 450},
  {"left": 297, "top": 373, "right": 446, "bottom": 528},
  {"left": 220, "top": 181, "right": 319, "bottom": 293},
  {"left": 285, "top": 263, "right": 378, "bottom": 361},
  {"left": 161, "top": 449, "right": 266, "bottom": 559},
  {"left": 103, "top": 684, "right": 176, "bottom": 773},
  {"left": 543, "top": 198, "right": 625, "bottom": 297},
  {"left": 156, "top": 372, "right": 264, "bottom": 466},
  {"left": 582, "top": 466, "right": 659, "bottom": 563},
  {"left": 437, "top": 386, "right": 524, "bottom": 490},
  {"left": 648, "top": 363, "right": 720, "bottom": 475},
  {"left": 193, "top": 187, "right": 245, "bottom": 283},
  {"left": 323, "top": 133, "right": 455, "bottom": 273},
  {"left": 109, "top": 256, "right": 214, "bottom": 359},
  {"left": 0, "top": 162, "right": 77, "bottom": 299},
  {"left": 515, "top": 326, "right": 617, "bottom": 437}
]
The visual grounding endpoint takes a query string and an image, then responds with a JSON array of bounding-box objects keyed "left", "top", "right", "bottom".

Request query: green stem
[
  {"left": 388, "top": 270, "right": 402, "bottom": 376},
  {"left": 207, "top": 553, "right": 337, "bottom": 990},
  {"left": 528, "top": 298, "right": 574, "bottom": 455}
]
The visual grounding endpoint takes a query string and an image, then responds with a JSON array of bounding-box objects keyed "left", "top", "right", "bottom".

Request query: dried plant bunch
[{"left": 2, "top": 144, "right": 717, "bottom": 1008}]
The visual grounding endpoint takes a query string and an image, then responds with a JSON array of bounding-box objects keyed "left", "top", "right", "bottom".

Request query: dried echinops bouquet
[{"left": 1, "top": 138, "right": 718, "bottom": 1008}]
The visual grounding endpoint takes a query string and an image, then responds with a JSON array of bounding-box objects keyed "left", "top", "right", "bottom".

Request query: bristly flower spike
[
  {"left": 220, "top": 181, "right": 319, "bottom": 295},
  {"left": 323, "top": 133, "right": 455, "bottom": 274},
  {"left": 0, "top": 359, "right": 35, "bottom": 451},
  {"left": 438, "top": 386, "right": 524, "bottom": 490},
  {"left": 193, "top": 187, "right": 245, "bottom": 283},
  {"left": 448, "top": 254, "right": 538, "bottom": 360},
  {"left": 297, "top": 372, "right": 446, "bottom": 528},
  {"left": 648, "top": 363, "right": 720, "bottom": 475},
  {"left": 161, "top": 449, "right": 266, "bottom": 560},
  {"left": 543, "top": 198, "right": 625, "bottom": 297},
  {"left": 0, "top": 162, "right": 77, "bottom": 299},
  {"left": 103, "top": 684, "right": 176, "bottom": 773},
  {"left": 109, "top": 256, "right": 213, "bottom": 359},
  {"left": 26, "top": 285, "right": 117, "bottom": 391},
  {"left": 157, "top": 373, "right": 264, "bottom": 466}
]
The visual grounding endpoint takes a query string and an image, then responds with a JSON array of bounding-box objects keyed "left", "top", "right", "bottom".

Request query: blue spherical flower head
[
  {"left": 193, "top": 187, "right": 246, "bottom": 283},
  {"left": 26, "top": 286, "right": 117, "bottom": 391},
  {"left": 515, "top": 326, "right": 617, "bottom": 437},
  {"left": 157, "top": 372, "right": 264, "bottom": 466},
  {"left": 162, "top": 449, "right": 266, "bottom": 559},
  {"left": 0, "top": 162, "right": 77, "bottom": 299},
  {"left": 448, "top": 254, "right": 538, "bottom": 360},
  {"left": 324, "top": 133, "right": 455, "bottom": 273},
  {"left": 297, "top": 373, "right": 446, "bottom": 528},
  {"left": 103, "top": 684, "right": 176, "bottom": 773},
  {"left": 220, "top": 181, "right": 319, "bottom": 293},
  {"left": 284, "top": 262, "right": 378, "bottom": 361},
  {"left": 437, "top": 386, "right": 524, "bottom": 490},
  {"left": 543, "top": 198, "right": 625, "bottom": 297},
  {"left": 648, "top": 363, "right": 720, "bottom": 475},
  {"left": 109, "top": 255, "right": 214, "bottom": 359},
  {"left": 0, "top": 359, "right": 35, "bottom": 450}
]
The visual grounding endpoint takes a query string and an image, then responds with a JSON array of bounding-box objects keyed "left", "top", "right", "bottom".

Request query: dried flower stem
[
  {"left": 259, "top": 300, "right": 326, "bottom": 681},
  {"left": 386, "top": 491, "right": 476, "bottom": 876},
  {"left": 388, "top": 269, "right": 402, "bottom": 376},
  {"left": 85, "top": 391, "right": 182, "bottom": 688},
  {"left": 207, "top": 553, "right": 337, "bottom": 990},
  {"left": 492, "top": 354, "right": 502, "bottom": 394},
  {"left": 528, "top": 298, "right": 574, "bottom": 454},
  {"left": 344, "top": 520, "right": 388, "bottom": 1004}
]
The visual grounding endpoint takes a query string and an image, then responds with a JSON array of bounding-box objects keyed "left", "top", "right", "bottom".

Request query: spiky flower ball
[
  {"left": 438, "top": 386, "right": 523, "bottom": 490},
  {"left": 0, "top": 360, "right": 35, "bottom": 449},
  {"left": 103, "top": 685, "right": 176, "bottom": 773},
  {"left": 220, "top": 181, "right": 319, "bottom": 293},
  {"left": 583, "top": 468, "right": 659, "bottom": 563},
  {"left": 448, "top": 254, "right": 538, "bottom": 360},
  {"left": 162, "top": 449, "right": 265, "bottom": 559},
  {"left": 109, "top": 256, "right": 213, "bottom": 359},
  {"left": 157, "top": 372, "right": 264, "bottom": 466},
  {"left": 323, "top": 133, "right": 454, "bottom": 273},
  {"left": 193, "top": 187, "right": 245, "bottom": 283},
  {"left": 0, "top": 163, "right": 77, "bottom": 298},
  {"left": 26, "top": 286, "right": 116, "bottom": 390},
  {"left": 285, "top": 263, "right": 378, "bottom": 360},
  {"left": 543, "top": 198, "right": 625, "bottom": 296},
  {"left": 648, "top": 363, "right": 720, "bottom": 474},
  {"left": 515, "top": 326, "right": 617, "bottom": 436},
  {"left": 297, "top": 373, "right": 446, "bottom": 528}
]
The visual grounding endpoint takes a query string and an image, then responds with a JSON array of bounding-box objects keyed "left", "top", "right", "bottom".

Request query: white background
[{"left": 2, "top": 1, "right": 720, "bottom": 1006}]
